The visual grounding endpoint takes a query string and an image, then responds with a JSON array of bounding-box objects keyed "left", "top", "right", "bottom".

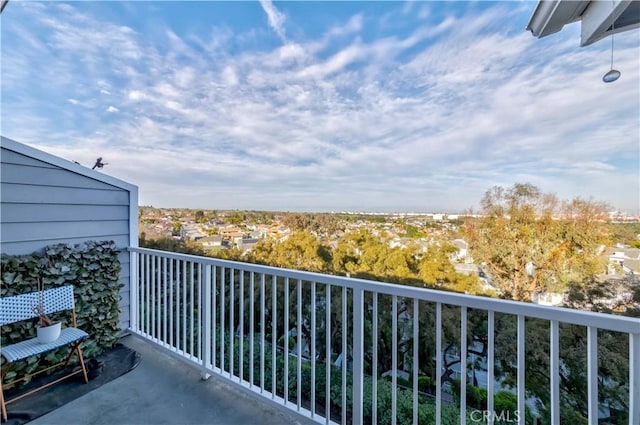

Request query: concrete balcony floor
[{"left": 30, "top": 335, "right": 316, "bottom": 425}]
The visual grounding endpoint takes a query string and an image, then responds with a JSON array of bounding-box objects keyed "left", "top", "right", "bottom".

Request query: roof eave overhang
[
  {"left": 526, "top": 0, "right": 588, "bottom": 39},
  {"left": 527, "top": 0, "right": 638, "bottom": 47}
]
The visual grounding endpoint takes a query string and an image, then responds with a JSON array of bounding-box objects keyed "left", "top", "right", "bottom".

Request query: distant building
[
  {"left": 531, "top": 292, "right": 565, "bottom": 306},
  {"left": 219, "top": 227, "right": 243, "bottom": 238},
  {"left": 237, "top": 238, "right": 260, "bottom": 253},
  {"left": 605, "top": 247, "right": 640, "bottom": 276},
  {"left": 450, "top": 239, "right": 469, "bottom": 262},
  {"left": 201, "top": 236, "right": 222, "bottom": 249},
  {"left": 182, "top": 224, "right": 207, "bottom": 241}
]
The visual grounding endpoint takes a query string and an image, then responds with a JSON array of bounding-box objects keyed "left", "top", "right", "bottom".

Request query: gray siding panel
[
  {"left": 1, "top": 204, "right": 129, "bottom": 223},
  {"left": 1, "top": 144, "right": 135, "bottom": 332},
  {"left": 118, "top": 285, "right": 130, "bottom": 331},
  {"left": 1, "top": 148, "right": 59, "bottom": 169},
  {"left": 0, "top": 235, "right": 130, "bottom": 256},
  {"left": 1, "top": 183, "right": 129, "bottom": 205},
  {"left": 2, "top": 163, "right": 120, "bottom": 190},
  {"left": 2, "top": 220, "right": 128, "bottom": 243},
  {"left": 119, "top": 260, "right": 130, "bottom": 277}
]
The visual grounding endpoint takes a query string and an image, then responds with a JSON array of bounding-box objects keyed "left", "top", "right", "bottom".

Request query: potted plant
[{"left": 33, "top": 278, "right": 61, "bottom": 344}]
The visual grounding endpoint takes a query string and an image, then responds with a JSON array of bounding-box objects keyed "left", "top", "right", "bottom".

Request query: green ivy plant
[{"left": 1, "top": 240, "right": 123, "bottom": 388}]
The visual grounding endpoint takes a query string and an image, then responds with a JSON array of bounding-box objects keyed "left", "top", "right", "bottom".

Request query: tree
[
  {"left": 465, "top": 183, "right": 609, "bottom": 301},
  {"left": 331, "top": 229, "right": 422, "bottom": 284},
  {"left": 417, "top": 244, "right": 482, "bottom": 293},
  {"left": 608, "top": 222, "right": 640, "bottom": 245},
  {"left": 171, "top": 221, "right": 182, "bottom": 237},
  {"left": 247, "top": 231, "right": 331, "bottom": 273},
  {"left": 228, "top": 211, "right": 245, "bottom": 225},
  {"left": 282, "top": 213, "right": 312, "bottom": 232}
]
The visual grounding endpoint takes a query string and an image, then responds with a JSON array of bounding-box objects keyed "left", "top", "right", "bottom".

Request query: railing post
[
  {"left": 202, "top": 264, "right": 212, "bottom": 380},
  {"left": 352, "top": 288, "right": 364, "bottom": 425},
  {"left": 630, "top": 333, "right": 640, "bottom": 425},
  {"left": 587, "top": 326, "right": 598, "bottom": 425},
  {"left": 129, "top": 249, "right": 139, "bottom": 333},
  {"left": 517, "top": 315, "right": 526, "bottom": 425}
]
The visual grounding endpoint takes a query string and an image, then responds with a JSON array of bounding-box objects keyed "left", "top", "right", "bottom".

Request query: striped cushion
[{"left": 1, "top": 327, "right": 88, "bottom": 363}]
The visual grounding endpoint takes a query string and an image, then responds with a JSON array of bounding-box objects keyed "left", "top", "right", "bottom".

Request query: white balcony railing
[{"left": 129, "top": 247, "right": 640, "bottom": 425}]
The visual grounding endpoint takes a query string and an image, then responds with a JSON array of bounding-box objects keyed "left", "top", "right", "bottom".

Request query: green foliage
[
  {"left": 281, "top": 213, "right": 344, "bottom": 236},
  {"left": 171, "top": 221, "right": 182, "bottom": 236},
  {"left": 247, "top": 231, "right": 332, "bottom": 273},
  {"left": 1, "top": 240, "right": 123, "bottom": 388},
  {"left": 469, "top": 385, "right": 488, "bottom": 409},
  {"left": 228, "top": 211, "right": 246, "bottom": 225},
  {"left": 140, "top": 237, "right": 205, "bottom": 256},
  {"left": 221, "top": 329, "right": 464, "bottom": 425},
  {"left": 452, "top": 381, "right": 488, "bottom": 410},
  {"left": 466, "top": 183, "right": 609, "bottom": 301},
  {"left": 493, "top": 391, "right": 534, "bottom": 425},
  {"left": 608, "top": 222, "right": 640, "bottom": 245},
  {"left": 417, "top": 375, "right": 433, "bottom": 393},
  {"left": 404, "top": 224, "right": 426, "bottom": 238}
]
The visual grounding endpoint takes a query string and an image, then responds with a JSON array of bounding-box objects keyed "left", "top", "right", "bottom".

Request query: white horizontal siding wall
[{"left": 0, "top": 137, "right": 138, "bottom": 332}]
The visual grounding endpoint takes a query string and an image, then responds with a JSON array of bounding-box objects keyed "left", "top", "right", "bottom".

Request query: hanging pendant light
[
  {"left": 603, "top": 69, "right": 620, "bottom": 83},
  {"left": 603, "top": 0, "right": 620, "bottom": 83}
]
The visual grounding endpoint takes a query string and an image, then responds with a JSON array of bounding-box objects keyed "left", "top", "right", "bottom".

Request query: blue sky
[{"left": 1, "top": 1, "right": 639, "bottom": 213}]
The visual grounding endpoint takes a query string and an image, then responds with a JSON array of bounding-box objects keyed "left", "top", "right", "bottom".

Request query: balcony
[
  {"left": 28, "top": 335, "right": 315, "bottom": 425},
  {"left": 119, "top": 247, "right": 639, "bottom": 425}
]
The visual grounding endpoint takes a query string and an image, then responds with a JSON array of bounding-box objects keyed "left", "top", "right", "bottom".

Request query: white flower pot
[{"left": 37, "top": 322, "right": 62, "bottom": 344}]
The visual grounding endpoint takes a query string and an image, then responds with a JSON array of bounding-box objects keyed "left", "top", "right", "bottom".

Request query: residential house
[
  {"left": 236, "top": 237, "right": 259, "bottom": 253},
  {"left": 605, "top": 246, "right": 640, "bottom": 276},
  {"left": 450, "top": 239, "right": 470, "bottom": 263},
  {"left": 200, "top": 235, "right": 223, "bottom": 249}
]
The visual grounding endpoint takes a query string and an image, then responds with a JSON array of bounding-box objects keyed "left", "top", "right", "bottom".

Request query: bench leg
[
  {"left": 1, "top": 363, "right": 10, "bottom": 422},
  {"left": 0, "top": 342, "right": 89, "bottom": 421},
  {"left": 74, "top": 345, "right": 88, "bottom": 384},
  {"left": 1, "top": 382, "right": 7, "bottom": 422},
  {"left": 58, "top": 342, "right": 88, "bottom": 385}
]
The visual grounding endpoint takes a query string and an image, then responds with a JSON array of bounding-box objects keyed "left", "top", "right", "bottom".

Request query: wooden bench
[{"left": 0, "top": 285, "right": 89, "bottom": 421}]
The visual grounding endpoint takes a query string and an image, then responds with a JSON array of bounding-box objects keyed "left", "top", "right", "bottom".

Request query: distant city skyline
[{"left": 2, "top": 1, "right": 638, "bottom": 213}]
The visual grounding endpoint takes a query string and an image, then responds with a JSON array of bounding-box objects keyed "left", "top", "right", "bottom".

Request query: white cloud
[
  {"left": 259, "top": 0, "right": 287, "bottom": 42},
  {"left": 128, "top": 90, "right": 145, "bottom": 101},
  {"left": 1, "top": 2, "right": 638, "bottom": 213},
  {"left": 107, "top": 106, "right": 119, "bottom": 113},
  {"left": 67, "top": 98, "right": 79, "bottom": 105},
  {"left": 221, "top": 66, "right": 239, "bottom": 86}
]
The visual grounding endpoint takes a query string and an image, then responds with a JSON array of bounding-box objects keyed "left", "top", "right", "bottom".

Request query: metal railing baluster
[
  {"left": 550, "top": 320, "right": 560, "bottom": 425},
  {"left": 284, "top": 277, "right": 289, "bottom": 404},
  {"left": 517, "top": 315, "right": 525, "bottom": 425},
  {"left": 310, "top": 280, "right": 316, "bottom": 418},
  {"left": 296, "top": 279, "right": 302, "bottom": 411},
  {"left": 128, "top": 248, "right": 640, "bottom": 425},
  {"left": 460, "top": 306, "right": 467, "bottom": 425},
  {"left": 436, "top": 302, "right": 442, "bottom": 425},
  {"left": 587, "top": 326, "right": 598, "bottom": 425},
  {"left": 392, "top": 295, "right": 398, "bottom": 425},
  {"left": 487, "top": 310, "right": 495, "bottom": 425}
]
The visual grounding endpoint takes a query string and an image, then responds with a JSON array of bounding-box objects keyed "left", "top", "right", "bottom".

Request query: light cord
[{"left": 610, "top": 0, "right": 615, "bottom": 70}]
